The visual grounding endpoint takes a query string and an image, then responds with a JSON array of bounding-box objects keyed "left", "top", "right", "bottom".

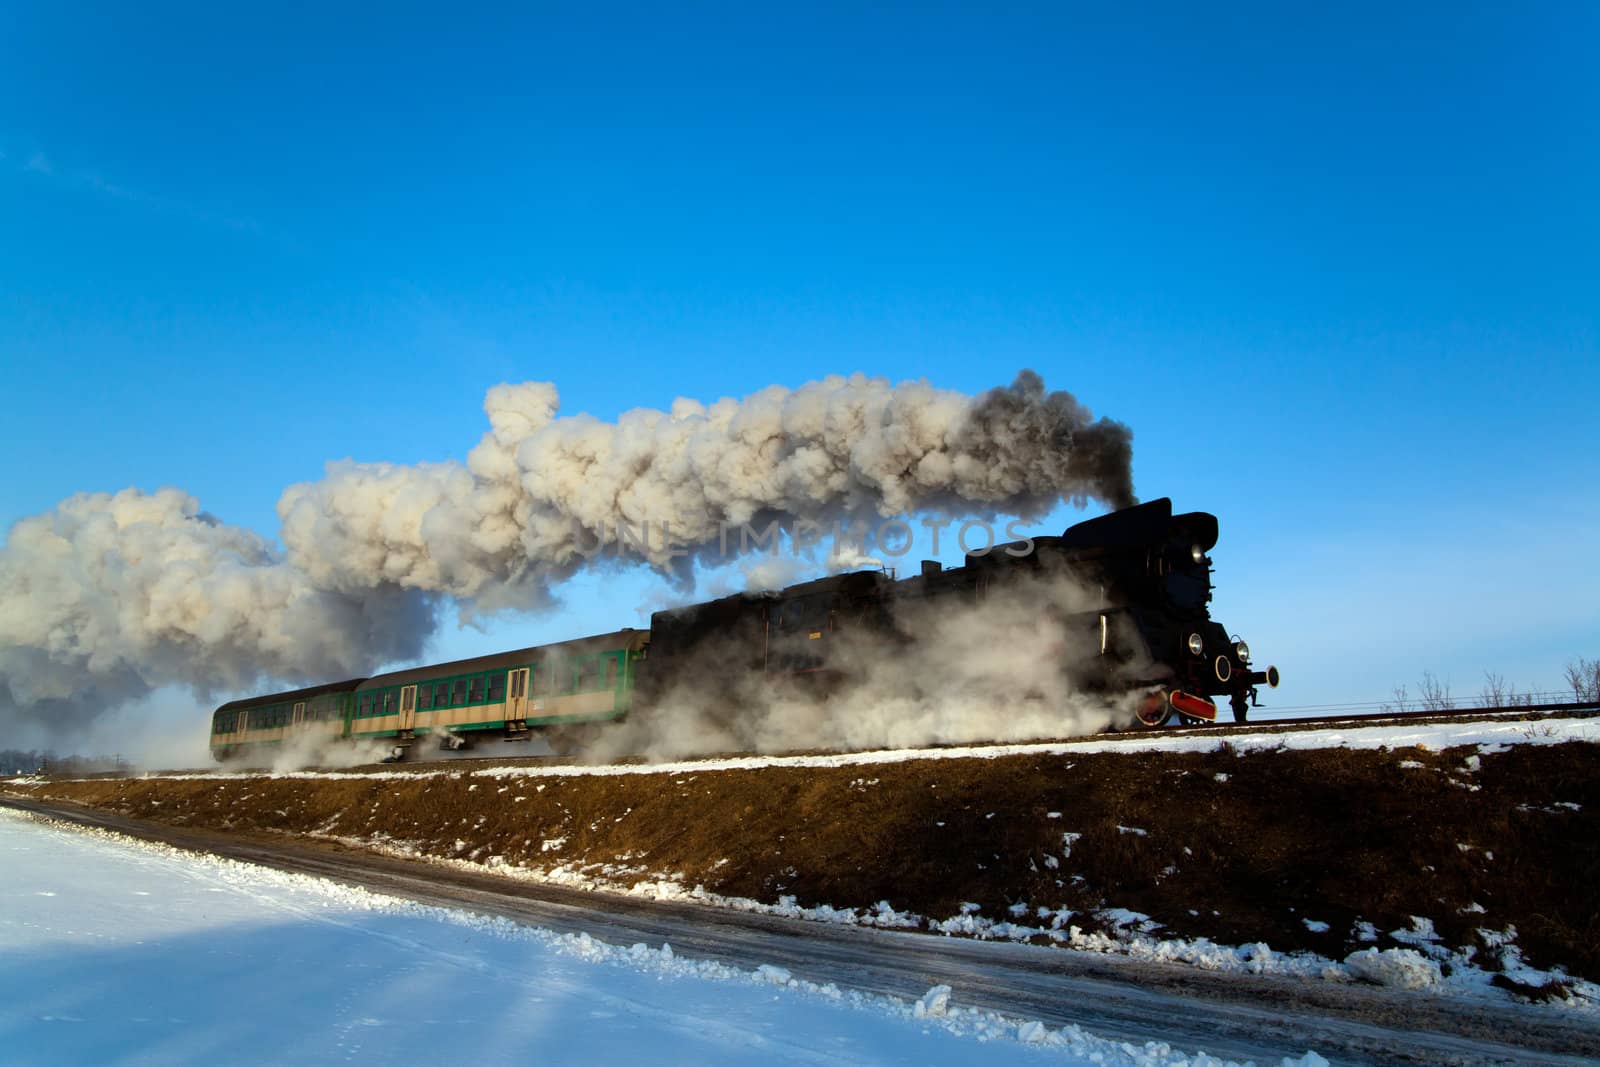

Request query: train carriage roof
[
  {"left": 356, "top": 628, "right": 648, "bottom": 691},
  {"left": 215, "top": 678, "right": 367, "bottom": 715}
]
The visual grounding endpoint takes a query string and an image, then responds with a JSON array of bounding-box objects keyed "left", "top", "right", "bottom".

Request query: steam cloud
[
  {"left": 0, "top": 370, "right": 1133, "bottom": 742},
  {"left": 591, "top": 575, "right": 1147, "bottom": 762},
  {"left": 0, "top": 489, "right": 431, "bottom": 740}
]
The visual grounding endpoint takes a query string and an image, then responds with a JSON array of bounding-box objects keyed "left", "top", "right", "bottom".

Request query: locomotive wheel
[
  {"left": 1230, "top": 695, "right": 1249, "bottom": 723},
  {"left": 1135, "top": 690, "right": 1172, "bottom": 728}
]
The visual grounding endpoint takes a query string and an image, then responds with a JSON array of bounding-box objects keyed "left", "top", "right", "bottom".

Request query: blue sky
[{"left": 3, "top": 3, "right": 1597, "bottom": 718}]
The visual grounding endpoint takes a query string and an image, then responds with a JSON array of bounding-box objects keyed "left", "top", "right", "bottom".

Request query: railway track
[
  {"left": 43, "top": 698, "right": 1597, "bottom": 780},
  {"left": 425, "top": 697, "right": 1600, "bottom": 766},
  {"left": 1108, "top": 697, "right": 1600, "bottom": 736}
]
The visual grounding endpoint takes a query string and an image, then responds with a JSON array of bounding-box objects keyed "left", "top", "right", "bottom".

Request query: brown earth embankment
[{"left": 6, "top": 739, "right": 1597, "bottom": 985}]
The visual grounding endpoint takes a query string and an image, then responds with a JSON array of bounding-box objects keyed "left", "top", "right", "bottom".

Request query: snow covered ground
[
  {"left": 0, "top": 809, "right": 1325, "bottom": 1067},
  {"left": 331, "top": 823, "right": 1599, "bottom": 1010}
]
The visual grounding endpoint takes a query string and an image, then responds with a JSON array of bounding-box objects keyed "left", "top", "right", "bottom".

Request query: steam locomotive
[{"left": 209, "top": 498, "right": 1278, "bottom": 761}]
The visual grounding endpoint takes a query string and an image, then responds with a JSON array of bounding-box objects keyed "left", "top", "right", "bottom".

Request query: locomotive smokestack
[{"left": 0, "top": 369, "right": 1135, "bottom": 737}]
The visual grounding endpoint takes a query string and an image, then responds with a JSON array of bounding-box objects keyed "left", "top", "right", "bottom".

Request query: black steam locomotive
[
  {"left": 211, "top": 498, "right": 1276, "bottom": 760},
  {"left": 646, "top": 497, "right": 1278, "bottom": 729}
]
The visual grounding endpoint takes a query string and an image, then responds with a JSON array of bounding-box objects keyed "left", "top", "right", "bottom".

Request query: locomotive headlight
[
  {"left": 1190, "top": 543, "right": 1204, "bottom": 564},
  {"left": 1186, "top": 632, "right": 1204, "bottom": 656},
  {"left": 1235, "top": 641, "right": 1251, "bottom": 664}
]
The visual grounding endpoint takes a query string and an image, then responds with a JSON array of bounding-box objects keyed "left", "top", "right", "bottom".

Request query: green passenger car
[
  {"left": 347, "top": 628, "right": 649, "bottom": 753},
  {"left": 209, "top": 679, "right": 365, "bottom": 762}
]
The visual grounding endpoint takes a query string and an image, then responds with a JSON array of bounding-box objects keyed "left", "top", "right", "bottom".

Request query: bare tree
[
  {"left": 1479, "top": 672, "right": 1537, "bottom": 708},
  {"left": 1481, "top": 672, "right": 1511, "bottom": 706},
  {"left": 1567, "top": 657, "right": 1600, "bottom": 702},
  {"left": 1417, "top": 671, "right": 1453, "bottom": 711},
  {"left": 1382, "top": 684, "right": 1411, "bottom": 715}
]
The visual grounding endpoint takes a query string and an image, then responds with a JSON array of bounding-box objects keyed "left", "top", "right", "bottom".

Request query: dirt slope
[{"left": 7, "top": 739, "right": 1597, "bottom": 987}]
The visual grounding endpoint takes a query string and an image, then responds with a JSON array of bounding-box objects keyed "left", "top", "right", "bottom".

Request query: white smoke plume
[
  {"left": 275, "top": 368, "right": 1133, "bottom": 604},
  {"left": 0, "top": 488, "right": 430, "bottom": 740},
  {"left": 261, "top": 731, "right": 398, "bottom": 774},
  {"left": 0, "top": 370, "right": 1132, "bottom": 739}
]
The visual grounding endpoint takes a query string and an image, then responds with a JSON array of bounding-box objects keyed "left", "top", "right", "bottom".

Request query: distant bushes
[
  {"left": 1381, "top": 655, "right": 1600, "bottom": 713},
  {"left": 1566, "top": 657, "right": 1600, "bottom": 702}
]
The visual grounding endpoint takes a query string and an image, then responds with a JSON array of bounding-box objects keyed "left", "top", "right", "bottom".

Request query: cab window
[{"left": 1165, "top": 571, "right": 1209, "bottom": 613}]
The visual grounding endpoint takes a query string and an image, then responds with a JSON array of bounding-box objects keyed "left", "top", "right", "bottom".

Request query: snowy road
[
  {"left": 0, "top": 806, "right": 1282, "bottom": 1067},
  {"left": 5, "top": 797, "right": 1597, "bottom": 1066}
]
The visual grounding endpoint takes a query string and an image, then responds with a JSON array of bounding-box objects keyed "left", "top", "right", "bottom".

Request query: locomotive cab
[
  {"left": 640, "top": 569, "right": 894, "bottom": 708},
  {"left": 764, "top": 570, "right": 893, "bottom": 681}
]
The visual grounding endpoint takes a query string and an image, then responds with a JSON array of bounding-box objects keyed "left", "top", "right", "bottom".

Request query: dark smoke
[{"left": 961, "top": 370, "right": 1137, "bottom": 511}]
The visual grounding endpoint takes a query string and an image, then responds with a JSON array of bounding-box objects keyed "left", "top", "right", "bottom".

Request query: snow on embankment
[
  {"left": 4, "top": 809, "right": 1332, "bottom": 1067},
  {"left": 5, "top": 715, "right": 1599, "bottom": 1006}
]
